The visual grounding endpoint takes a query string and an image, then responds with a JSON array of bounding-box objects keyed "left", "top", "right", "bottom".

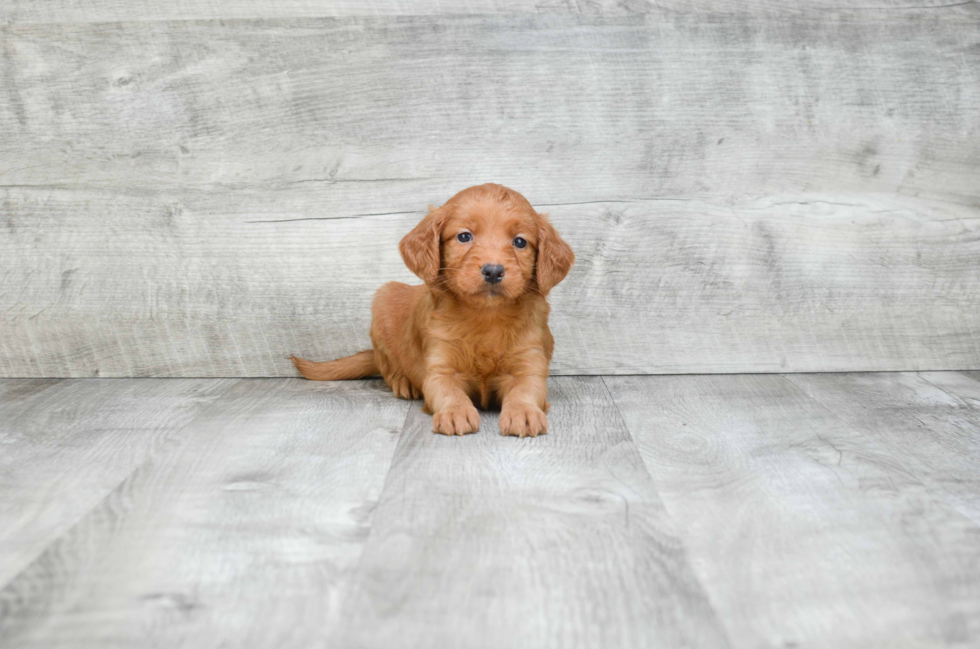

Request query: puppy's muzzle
[{"left": 481, "top": 264, "right": 505, "bottom": 285}]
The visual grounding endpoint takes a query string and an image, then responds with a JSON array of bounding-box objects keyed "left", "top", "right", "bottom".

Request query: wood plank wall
[{"left": 1, "top": 3, "right": 978, "bottom": 377}]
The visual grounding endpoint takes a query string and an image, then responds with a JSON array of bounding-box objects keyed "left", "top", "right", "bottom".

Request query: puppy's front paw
[
  {"left": 432, "top": 404, "right": 481, "bottom": 436},
  {"left": 500, "top": 404, "right": 548, "bottom": 438}
]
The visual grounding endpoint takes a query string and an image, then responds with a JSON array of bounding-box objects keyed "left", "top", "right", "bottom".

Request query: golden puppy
[{"left": 291, "top": 183, "right": 574, "bottom": 437}]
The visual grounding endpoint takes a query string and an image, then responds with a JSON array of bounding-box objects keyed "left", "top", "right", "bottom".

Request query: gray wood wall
[{"left": 2, "top": 3, "right": 978, "bottom": 377}]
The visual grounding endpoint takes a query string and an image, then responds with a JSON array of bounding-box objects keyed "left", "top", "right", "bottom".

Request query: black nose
[{"left": 481, "top": 264, "right": 505, "bottom": 284}]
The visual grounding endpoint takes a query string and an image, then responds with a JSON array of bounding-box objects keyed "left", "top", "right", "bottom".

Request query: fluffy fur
[{"left": 291, "top": 183, "right": 574, "bottom": 437}]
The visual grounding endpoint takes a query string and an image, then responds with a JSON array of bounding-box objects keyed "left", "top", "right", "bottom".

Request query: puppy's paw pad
[
  {"left": 432, "top": 405, "right": 481, "bottom": 436},
  {"left": 500, "top": 404, "right": 548, "bottom": 438}
]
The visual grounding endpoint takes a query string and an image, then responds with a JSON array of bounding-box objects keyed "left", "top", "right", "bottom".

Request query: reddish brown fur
[{"left": 291, "top": 183, "right": 574, "bottom": 437}]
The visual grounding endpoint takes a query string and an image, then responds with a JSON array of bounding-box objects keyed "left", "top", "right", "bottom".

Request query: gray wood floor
[{"left": 1, "top": 373, "right": 978, "bottom": 648}]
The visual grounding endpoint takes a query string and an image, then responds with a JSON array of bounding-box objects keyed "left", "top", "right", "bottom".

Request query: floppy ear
[
  {"left": 399, "top": 206, "right": 446, "bottom": 284},
  {"left": 535, "top": 213, "right": 574, "bottom": 294}
]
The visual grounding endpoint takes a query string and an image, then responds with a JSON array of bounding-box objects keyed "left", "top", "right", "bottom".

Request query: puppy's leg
[
  {"left": 498, "top": 374, "right": 549, "bottom": 438},
  {"left": 423, "top": 373, "right": 480, "bottom": 436},
  {"left": 387, "top": 373, "right": 422, "bottom": 400}
]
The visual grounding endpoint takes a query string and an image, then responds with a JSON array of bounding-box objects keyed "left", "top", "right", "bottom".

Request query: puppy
[{"left": 291, "top": 183, "right": 574, "bottom": 437}]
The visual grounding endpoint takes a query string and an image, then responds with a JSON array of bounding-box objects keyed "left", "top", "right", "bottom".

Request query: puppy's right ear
[{"left": 399, "top": 206, "right": 446, "bottom": 284}]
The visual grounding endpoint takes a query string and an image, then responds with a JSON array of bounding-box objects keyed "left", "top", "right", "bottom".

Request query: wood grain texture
[
  {"left": 2, "top": 190, "right": 978, "bottom": 376},
  {"left": 1, "top": 373, "right": 978, "bottom": 646},
  {"left": 1, "top": 0, "right": 976, "bottom": 23},
  {"left": 333, "top": 376, "right": 730, "bottom": 649},
  {"left": 0, "top": 377, "right": 234, "bottom": 588},
  {"left": 786, "top": 371, "right": 980, "bottom": 525},
  {"left": 3, "top": 16, "right": 977, "bottom": 197},
  {"left": 604, "top": 373, "right": 980, "bottom": 648},
  {"left": 2, "top": 13, "right": 979, "bottom": 376},
  {"left": 0, "top": 378, "right": 410, "bottom": 648}
]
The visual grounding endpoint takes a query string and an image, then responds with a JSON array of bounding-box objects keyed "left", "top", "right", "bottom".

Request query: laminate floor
[{"left": 1, "top": 373, "right": 978, "bottom": 648}]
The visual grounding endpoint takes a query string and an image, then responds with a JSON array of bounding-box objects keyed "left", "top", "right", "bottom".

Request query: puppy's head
[{"left": 399, "top": 184, "right": 574, "bottom": 302}]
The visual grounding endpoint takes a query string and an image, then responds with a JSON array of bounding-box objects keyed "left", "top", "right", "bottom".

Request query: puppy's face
[
  {"left": 399, "top": 184, "right": 574, "bottom": 303},
  {"left": 440, "top": 194, "right": 538, "bottom": 301}
]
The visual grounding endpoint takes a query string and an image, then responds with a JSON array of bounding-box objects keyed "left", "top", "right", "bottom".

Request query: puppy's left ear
[
  {"left": 535, "top": 213, "right": 574, "bottom": 294},
  {"left": 399, "top": 205, "right": 447, "bottom": 284}
]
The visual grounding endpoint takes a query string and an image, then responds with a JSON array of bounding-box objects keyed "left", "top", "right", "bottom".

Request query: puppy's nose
[{"left": 481, "top": 264, "right": 505, "bottom": 284}]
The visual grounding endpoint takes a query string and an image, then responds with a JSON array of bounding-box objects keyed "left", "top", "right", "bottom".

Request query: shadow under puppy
[{"left": 291, "top": 183, "right": 574, "bottom": 437}]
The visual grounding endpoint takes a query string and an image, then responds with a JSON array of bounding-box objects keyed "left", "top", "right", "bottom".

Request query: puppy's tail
[{"left": 290, "top": 350, "right": 379, "bottom": 381}]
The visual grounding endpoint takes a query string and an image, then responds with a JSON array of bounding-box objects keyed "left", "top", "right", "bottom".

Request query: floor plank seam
[
  {"left": 362, "top": 396, "right": 416, "bottom": 521},
  {"left": 597, "top": 375, "right": 738, "bottom": 649},
  {"left": 918, "top": 371, "right": 980, "bottom": 410},
  {"left": 0, "top": 379, "right": 245, "bottom": 594},
  {"left": 319, "top": 398, "right": 417, "bottom": 642},
  {"left": 0, "top": 466, "right": 135, "bottom": 598}
]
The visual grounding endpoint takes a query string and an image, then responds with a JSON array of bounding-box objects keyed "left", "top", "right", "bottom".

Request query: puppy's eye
[
  {"left": 456, "top": 232, "right": 472, "bottom": 243},
  {"left": 513, "top": 236, "right": 527, "bottom": 249}
]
